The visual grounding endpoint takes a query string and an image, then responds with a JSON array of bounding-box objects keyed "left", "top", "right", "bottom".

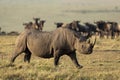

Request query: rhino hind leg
[
  {"left": 67, "top": 52, "right": 83, "bottom": 69},
  {"left": 24, "top": 49, "right": 31, "bottom": 63}
]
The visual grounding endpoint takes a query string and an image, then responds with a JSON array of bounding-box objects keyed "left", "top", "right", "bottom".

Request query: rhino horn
[{"left": 92, "top": 37, "right": 96, "bottom": 48}]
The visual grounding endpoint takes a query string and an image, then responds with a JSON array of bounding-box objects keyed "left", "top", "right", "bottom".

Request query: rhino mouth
[
  {"left": 81, "top": 49, "right": 93, "bottom": 54},
  {"left": 80, "top": 46, "right": 93, "bottom": 54},
  {"left": 86, "top": 50, "right": 93, "bottom": 54}
]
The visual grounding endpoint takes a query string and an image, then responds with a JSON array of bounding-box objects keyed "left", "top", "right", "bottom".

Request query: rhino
[{"left": 10, "top": 27, "right": 96, "bottom": 69}]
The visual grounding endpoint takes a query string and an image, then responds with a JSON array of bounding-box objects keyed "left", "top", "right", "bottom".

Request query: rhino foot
[{"left": 77, "top": 65, "right": 83, "bottom": 69}]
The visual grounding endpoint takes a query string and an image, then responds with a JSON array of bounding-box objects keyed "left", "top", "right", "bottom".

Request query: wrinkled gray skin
[{"left": 10, "top": 27, "right": 96, "bottom": 69}]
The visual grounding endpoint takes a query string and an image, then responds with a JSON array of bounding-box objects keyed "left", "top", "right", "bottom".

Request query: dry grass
[{"left": 0, "top": 35, "right": 120, "bottom": 80}]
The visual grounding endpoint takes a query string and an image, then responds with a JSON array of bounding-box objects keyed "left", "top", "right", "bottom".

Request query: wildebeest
[
  {"left": 94, "top": 20, "right": 111, "bottom": 38},
  {"left": 107, "top": 21, "right": 120, "bottom": 39},
  {"left": 33, "top": 17, "right": 40, "bottom": 27},
  {"left": 55, "top": 21, "right": 92, "bottom": 40},
  {"left": 77, "top": 22, "right": 89, "bottom": 33},
  {"left": 54, "top": 22, "right": 64, "bottom": 28},
  {"left": 54, "top": 21, "right": 92, "bottom": 39},
  {"left": 62, "top": 21, "right": 88, "bottom": 33},
  {"left": 84, "top": 22, "right": 99, "bottom": 34},
  {"left": 38, "top": 20, "right": 46, "bottom": 31},
  {"left": 54, "top": 21, "right": 90, "bottom": 34},
  {"left": 10, "top": 26, "right": 96, "bottom": 69},
  {"left": 23, "top": 19, "right": 45, "bottom": 31},
  {"left": 33, "top": 18, "right": 46, "bottom": 31},
  {"left": 54, "top": 21, "right": 80, "bottom": 32},
  {"left": 23, "top": 22, "right": 34, "bottom": 29}
]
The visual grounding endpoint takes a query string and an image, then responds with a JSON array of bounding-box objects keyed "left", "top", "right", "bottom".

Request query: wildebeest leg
[
  {"left": 107, "top": 31, "right": 109, "bottom": 39},
  {"left": 54, "top": 50, "right": 61, "bottom": 66},
  {"left": 99, "top": 31, "right": 104, "bottom": 38},
  {"left": 116, "top": 31, "right": 120, "bottom": 38},
  {"left": 99, "top": 31, "right": 102, "bottom": 38},
  {"left": 67, "top": 53, "right": 83, "bottom": 69},
  {"left": 111, "top": 31, "right": 115, "bottom": 39},
  {"left": 118, "top": 31, "right": 120, "bottom": 37},
  {"left": 101, "top": 32, "right": 104, "bottom": 38}
]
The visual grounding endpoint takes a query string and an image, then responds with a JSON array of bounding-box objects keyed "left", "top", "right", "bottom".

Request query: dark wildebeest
[
  {"left": 54, "top": 21, "right": 89, "bottom": 34},
  {"left": 58, "top": 21, "right": 92, "bottom": 38},
  {"left": 84, "top": 22, "right": 99, "bottom": 35},
  {"left": 63, "top": 21, "right": 89, "bottom": 33},
  {"left": 54, "top": 21, "right": 92, "bottom": 40},
  {"left": 38, "top": 20, "right": 46, "bottom": 31},
  {"left": 107, "top": 21, "right": 120, "bottom": 39},
  {"left": 54, "top": 21, "right": 80, "bottom": 32},
  {"left": 33, "top": 18, "right": 46, "bottom": 31},
  {"left": 23, "top": 22, "right": 34, "bottom": 29},
  {"left": 70, "top": 21, "right": 94, "bottom": 38},
  {"left": 78, "top": 22, "right": 89, "bottom": 33},
  {"left": 33, "top": 17, "right": 40, "bottom": 27},
  {"left": 23, "top": 19, "right": 45, "bottom": 31},
  {"left": 54, "top": 22, "right": 64, "bottom": 28},
  {"left": 10, "top": 27, "right": 96, "bottom": 69},
  {"left": 94, "top": 21, "right": 111, "bottom": 38}
]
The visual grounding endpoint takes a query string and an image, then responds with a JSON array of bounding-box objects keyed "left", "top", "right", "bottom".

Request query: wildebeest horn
[
  {"left": 33, "top": 17, "right": 40, "bottom": 21},
  {"left": 92, "top": 37, "right": 96, "bottom": 48}
]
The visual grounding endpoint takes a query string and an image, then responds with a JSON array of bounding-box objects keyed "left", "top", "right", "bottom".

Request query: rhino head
[{"left": 75, "top": 36, "right": 96, "bottom": 54}]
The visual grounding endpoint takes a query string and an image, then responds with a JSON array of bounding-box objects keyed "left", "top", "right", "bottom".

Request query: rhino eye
[{"left": 82, "top": 45, "right": 86, "bottom": 49}]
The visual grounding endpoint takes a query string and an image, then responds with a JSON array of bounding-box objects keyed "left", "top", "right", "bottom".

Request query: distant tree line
[{"left": 0, "top": 27, "right": 19, "bottom": 36}]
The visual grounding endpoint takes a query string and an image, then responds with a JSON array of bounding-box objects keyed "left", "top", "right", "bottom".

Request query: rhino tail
[
  {"left": 24, "top": 35, "right": 32, "bottom": 63},
  {"left": 10, "top": 33, "right": 28, "bottom": 63}
]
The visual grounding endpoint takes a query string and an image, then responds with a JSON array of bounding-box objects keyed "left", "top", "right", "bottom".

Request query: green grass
[{"left": 0, "top": 36, "right": 120, "bottom": 80}]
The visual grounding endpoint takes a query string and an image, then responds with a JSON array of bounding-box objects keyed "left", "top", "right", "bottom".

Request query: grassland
[{"left": 0, "top": 35, "right": 120, "bottom": 80}]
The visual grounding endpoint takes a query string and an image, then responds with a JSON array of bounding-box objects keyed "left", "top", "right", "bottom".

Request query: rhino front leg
[
  {"left": 67, "top": 52, "right": 83, "bottom": 69},
  {"left": 54, "top": 50, "right": 61, "bottom": 66}
]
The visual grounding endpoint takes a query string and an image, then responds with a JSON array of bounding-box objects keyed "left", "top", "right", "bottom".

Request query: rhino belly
[{"left": 27, "top": 43, "right": 53, "bottom": 58}]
